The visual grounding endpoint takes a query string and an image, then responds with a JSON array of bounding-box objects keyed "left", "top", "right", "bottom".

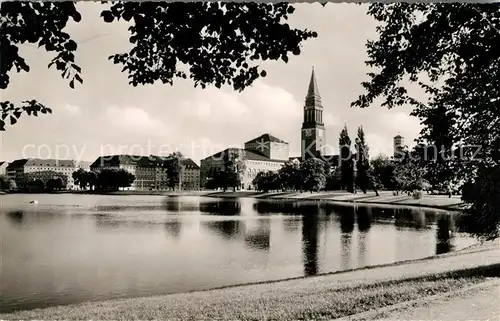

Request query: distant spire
[{"left": 307, "top": 66, "right": 320, "bottom": 98}]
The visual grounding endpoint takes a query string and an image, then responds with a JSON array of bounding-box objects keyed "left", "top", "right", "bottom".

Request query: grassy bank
[
  {"left": 3, "top": 189, "right": 465, "bottom": 211},
  {"left": 2, "top": 263, "right": 498, "bottom": 320},
  {"left": 203, "top": 190, "right": 466, "bottom": 211}
]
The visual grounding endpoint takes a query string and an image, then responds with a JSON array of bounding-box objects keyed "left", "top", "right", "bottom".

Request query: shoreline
[{"left": 2, "top": 190, "right": 466, "bottom": 211}]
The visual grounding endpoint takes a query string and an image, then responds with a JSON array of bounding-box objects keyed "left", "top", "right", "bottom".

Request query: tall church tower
[{"left": 301, "top": 67, "right": 326, "bottom": 160}]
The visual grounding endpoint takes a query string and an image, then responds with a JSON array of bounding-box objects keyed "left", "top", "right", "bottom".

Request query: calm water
[{"left": 0, "top": 194, "right": 476, "bottom": 313}]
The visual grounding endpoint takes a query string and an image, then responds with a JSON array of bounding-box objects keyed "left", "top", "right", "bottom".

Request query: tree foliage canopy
[
  {"left": 354, "top": 3, "right": 500, "bottom": 239},
  {"left": 0, "top": 2, "right": 316, "bottom": 130},
  {"left": 164, "top": 153, "right": 183, "bottom": 190},
  {"left": 353, "top": 3, "right": 500, "bottom": 169},
  {"left": 252, "top": 171, "right": 281, "bottom": 192},
  {"left": 339, "top": 125, "right": 354, "bottom": 192},
  {"left": 355, "top": 126, "right": 370, "bottom": 193},
  {"left": 300, "top": 158, "right": 328, "bottom": 192}
]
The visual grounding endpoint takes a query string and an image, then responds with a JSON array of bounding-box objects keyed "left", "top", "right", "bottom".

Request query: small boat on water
[{"left": 29, "top": 200, "right": 38, "bottom": 204}]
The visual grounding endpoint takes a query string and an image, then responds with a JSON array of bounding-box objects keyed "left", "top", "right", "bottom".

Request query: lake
[{"left": 0, "top": 194, "right": 476, "bottom": 313}]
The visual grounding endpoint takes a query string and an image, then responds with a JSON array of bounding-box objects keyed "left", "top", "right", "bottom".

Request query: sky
[{"left": 0, "top": 3, "right": 423, "bottom": 164}]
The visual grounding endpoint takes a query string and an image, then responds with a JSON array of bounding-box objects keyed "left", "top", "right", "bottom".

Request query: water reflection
[
  {"left": 356, "top": 207, "right": 371, "bottom": 268},
  {"left": 202, "top": 220, "right": 242, "bottom": 239},
  {"left": 165, "top": 196, "right": 181, "bottom": 212},
  {"left": 436, "top": 214, "right": 455, "bottom": 255},
  {"left": 339, "top": 207, "right": 355, "bottom": 234},
  {"left": 6, "top": 210, "right": 24, "bottom": 225},
  {"left": 254, "top": 200, "right": 320, "bottom": 216},
  {"left": 0, "top": 194, "right": 477, "bottom": 314},
  {"left": 338, "top": 206, "right": 355, "bottom": 270},
  {"left": 394, "top": 208, "right": 428, "bottom": 229},
  {"left": 200, "top": 199, "right": 241, "bottom": 215},
  {"left": 244, "top": 219, "right": 271, "bottom": 251},
  {"left": 356, "top": 206, "right": 372, "bottom": 232},
  {"left": 358, "top": 231, "right": 367, "bottom": 268},
  {"left": 165, "top": 220, "right": 183, "bottom": 239},
  {"left": 301, "top": 213, "right": 319, "bottom": 276}
]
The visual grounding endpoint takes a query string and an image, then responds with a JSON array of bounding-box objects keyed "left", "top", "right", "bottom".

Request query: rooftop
[
  {"left": 91, "top": 155, "right": 145, "bottom": 168},
  {"left": 201, "top": 148, "right": 286, "bottom": 163},
  {"left": 25, "top": 159, "right": 77, "bottom": 167},
  {"left": 307, "top": 67, "right": 320, "bottom": 98},
  {"left": 245, "top": 133, "right": 288, "bottom": 145},
  {"left": 7, "top": 158, "right": 81, "bottom": 168},
  {"left": 6, "top": 159, "right": 29, "bottom": 168},
  {"left": 91, "top": 155, "right": 200, "bottom": 169},
  {"left": 181, "top": 158, "right": 200, "bottom": 169}
]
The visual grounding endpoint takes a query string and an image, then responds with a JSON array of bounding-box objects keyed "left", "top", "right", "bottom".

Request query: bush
[
  {"left": 412, "top": 190, "right": 423, "bottom": 199},
  {"left": 457, "top": 165, "right": 500, "bottom": 240}
]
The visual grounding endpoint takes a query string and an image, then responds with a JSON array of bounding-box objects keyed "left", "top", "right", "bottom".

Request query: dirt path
[{"left": 373, "top": 282, "right": 500, "bottom": 321}]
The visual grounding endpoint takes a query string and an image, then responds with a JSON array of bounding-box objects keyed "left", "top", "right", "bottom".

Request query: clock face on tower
[{"left": 305, "top": 129, "right": 312, "bottom": 137}]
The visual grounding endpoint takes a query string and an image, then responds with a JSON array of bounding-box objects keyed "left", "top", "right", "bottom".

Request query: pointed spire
[{"left": 307, "top": 66, "right": 320, "bottom": 98}]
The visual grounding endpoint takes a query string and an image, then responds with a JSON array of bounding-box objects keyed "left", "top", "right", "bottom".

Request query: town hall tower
[{"left": 301, "top": 67, "right": 326, "bottom": 160}]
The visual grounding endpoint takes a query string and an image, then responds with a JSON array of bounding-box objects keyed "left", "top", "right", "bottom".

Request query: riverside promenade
[
  {"left": 2, "top": 242, "right": 498, "bottom": 320},
  {"left": 371, "top": 283, "right": 500, "bottom": 321}
]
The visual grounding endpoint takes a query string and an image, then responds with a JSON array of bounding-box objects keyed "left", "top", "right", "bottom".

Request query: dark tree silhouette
[
  {"left": 46, "top": 177, "right": 64, "bottom": 191},
  {"left": 370, "top": 154, "right": 396, "bottom": 190},
  {"left": 72, "top": 168, "right": 92, "bottom": 190},
  {"left": 339, "top": 124, "right": 354, "bottom": 192},
  {"left": 164, "top": 153, "right": 183, "bottom": 191},
  {"left": 95, "top": 168, "right": 135, "bottom": 191},
  {"left": 278, "top": 160, "right": 302, "bottom": 191},
  {"left": 252, "top": 171, "right": 281, "bottom": 192},
  {"left": 300, "top": 158, "right": 328, "bottom": 192},
  {"left": 355, "top": 126, "right": 370, "bottom": 193},
  {"left": 222, "top": 150, "right": 245, "bottom": 192},
  {"left": 1, "top": 2, "right": 316, "bottom": 130},
  {"left": 352, "top": 3, "right": 500, "bottom": 239}
]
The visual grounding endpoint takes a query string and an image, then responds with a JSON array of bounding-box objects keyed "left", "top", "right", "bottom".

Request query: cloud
[
  {"left": 177, "top": 81, "right": 302, "bottom": 151},
  {"left": 324, "top": 112, "right": 338, "bottom": 127},
  {"left": 104, "top": 105, "right": 168, "bottom": 135},
  {"left": 63, "top": 104, "right": 81, "bottom": 114},
  {"left": 0, "top": 3, "right": 426, "bottom": 164},
  {"left": 181, "top": 88, "right": 249, "bottom": 120},
  {"left": 384, "top": 111, "right": 422, "bottom": 133},
  {"left": 365, "top": 132, "right": 394, "bottom": 157}
]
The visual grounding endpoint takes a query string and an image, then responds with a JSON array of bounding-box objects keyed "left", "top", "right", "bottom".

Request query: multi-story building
[
  {"left": 301, "top": 67, "right": 326, "bottom": 161},
  {"left": 90, "top": 154, "right": 200, "bottom": 190},
  {"left": 26, "top": 159, "right": 78, "bottom": 189},
  {"left": 76, "top": 161, "right": 92, "bottom": 171},
  {"left": 5, "top": 159, "right": 27, "bottom": 185},
  {"left": 0, "top": 161, "right": 8, "bottom": 176},
  {"left": 135, "top": 156, "right": 168, "bottom": 190},
  {"left": 394, "top": 135, "right": 404, "bottom": 157},
  {"left": 5, "top": 158, "right": 87, "bottom": 189},
  {"left": 181, "top": 158, "right": 201, "bottom": 190},
  {"left": 200, "top": 134, "right": 289, "bottom": 190},
  {"left": 90, "top": 154, "right": 141, "bottom": 176},
  {"left": 244, "top": 134, "right": 290, "bottom": 161},
  {"left": 296, "top": 68, "right": 357, "bottom": 170}
]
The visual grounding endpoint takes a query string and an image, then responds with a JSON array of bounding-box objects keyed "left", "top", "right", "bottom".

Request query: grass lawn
[{"left": 2, "top": 264, "right": 499, "bottom": 320}]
